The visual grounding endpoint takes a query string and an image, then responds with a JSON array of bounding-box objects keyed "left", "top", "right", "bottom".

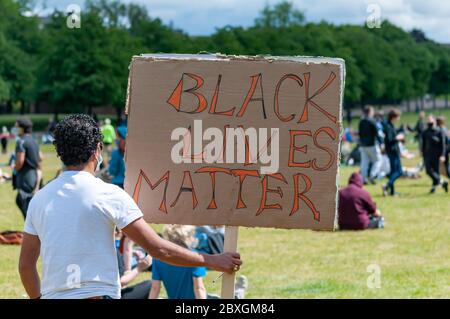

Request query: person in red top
[{"left": 338, "top": 172, "right": 384, "bottom": 230}]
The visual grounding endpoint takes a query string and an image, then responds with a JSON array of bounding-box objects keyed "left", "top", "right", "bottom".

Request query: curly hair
[{"left": 53, "top": 114, "right": 102, "bottom": 167}]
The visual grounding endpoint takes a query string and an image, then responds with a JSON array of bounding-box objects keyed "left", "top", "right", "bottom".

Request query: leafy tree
[
  {"left": 428, "top": 44, "right": 450, "bottom": 107},
  {"left": 125, "top": 3, "right": 194, "bottom": 53},
  {"left": 1, "top": 0, "right": 450, "bottom": 118},
  {"left": 0, "top": 76, "right": 10, "bottom": 102},
  {"left": 37, "top": 10, "right": 140, "bottom": 117},
  {"left": 255, "top": 1, "right": 305, "bottom": 29},
  {"left": 0, "top": 0, "right": 41, "bottom": 113}
]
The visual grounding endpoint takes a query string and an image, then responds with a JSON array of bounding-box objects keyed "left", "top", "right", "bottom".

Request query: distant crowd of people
[{"left": 338, "top": 106, "right": 450, "bottom": 231}]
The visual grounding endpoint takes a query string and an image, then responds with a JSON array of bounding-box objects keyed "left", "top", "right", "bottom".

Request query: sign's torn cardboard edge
[
  {"left": 134, "top": 52, "right": 345, "bottom": 65},
  {"left": 125, "top": 52, "right": 345, "bottom": 111},
  {"left": 334, "top": 57, "right": 346, "bottom": 231}
]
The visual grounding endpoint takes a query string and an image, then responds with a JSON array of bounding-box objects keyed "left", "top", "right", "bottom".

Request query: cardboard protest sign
[{"left": 124, "top": 54, "right": 344, "bottom": 230}]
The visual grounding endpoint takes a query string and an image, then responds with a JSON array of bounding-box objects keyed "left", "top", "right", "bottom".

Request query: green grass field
[{"left": 0, "top": 114, "right": 449, "bottom": 298}]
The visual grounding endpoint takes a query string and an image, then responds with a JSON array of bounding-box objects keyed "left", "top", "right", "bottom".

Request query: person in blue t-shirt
[
  {"left": 108, "top": 126, "right": 127, "bottom": 189},
  {"left": 148, "top": 225, "right": 249, "bottom": 299},
  {"left": 151, "top": 259, "right": 206, "bottom": 299},
  {"left": 149, "top": 225, "right": 208, "bottom": 299}
]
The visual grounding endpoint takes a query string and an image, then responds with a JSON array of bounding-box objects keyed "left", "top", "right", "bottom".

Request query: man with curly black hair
[{"left": 19, "top": 114, "right": 242, "bottom": 299}]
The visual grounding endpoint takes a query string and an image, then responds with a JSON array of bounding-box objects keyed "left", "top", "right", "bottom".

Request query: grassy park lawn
[{"left": 0, "top": 126, "right": 449, "bottom": 298}]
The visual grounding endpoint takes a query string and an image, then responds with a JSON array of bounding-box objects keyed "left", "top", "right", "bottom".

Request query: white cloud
[{"left": 39, "top": 0, "right": 450, "bottom": 42}]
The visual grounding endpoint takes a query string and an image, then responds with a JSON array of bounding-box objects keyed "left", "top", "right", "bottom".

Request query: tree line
[{"left": 0, "top": 0, "right": 449, "bottom": 118}]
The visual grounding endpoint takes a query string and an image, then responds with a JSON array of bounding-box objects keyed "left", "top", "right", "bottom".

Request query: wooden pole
[{"left": 221, "top": 226, "right": 239, "bottom": 299}]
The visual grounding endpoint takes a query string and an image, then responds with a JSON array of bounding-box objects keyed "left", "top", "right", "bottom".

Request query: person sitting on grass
[
  {"left": 338, "top": 172, "right": 384, "bottom": 230},
  {"left": 195, "top": 226, "right": 224, "bottom": 255},
  {"left": 149, "top": 225, "right": 248, "bottom": 299},
  {"left": 117, "top": 242, "right": 152, "bottom": 299}
]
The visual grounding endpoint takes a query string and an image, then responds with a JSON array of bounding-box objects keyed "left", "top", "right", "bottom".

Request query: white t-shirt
[{"left": 24, "top": 170, "right": 143, "bottom": 299}]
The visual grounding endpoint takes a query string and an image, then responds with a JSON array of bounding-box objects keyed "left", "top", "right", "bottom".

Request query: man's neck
[{"left": 65, "top": 164, "right": 96, "bottom": 176}]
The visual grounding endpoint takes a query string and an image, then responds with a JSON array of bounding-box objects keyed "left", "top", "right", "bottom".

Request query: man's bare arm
[
  {"left": 122, "top": 218, "right": 241, "bottom": 274},
  {"left": 19, "top": 233, "right": 41, "bottom": 299},
  {"left": 15, "top": 152, "right": 25, "bottom": 171}
]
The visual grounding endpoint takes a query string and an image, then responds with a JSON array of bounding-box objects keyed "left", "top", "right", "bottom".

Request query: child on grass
[{"left": 149, "top": 225, "right": 248, "bottom": 299}]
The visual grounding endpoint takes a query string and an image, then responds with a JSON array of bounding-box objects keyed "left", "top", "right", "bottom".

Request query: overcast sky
[{"left": 38, "top": 0, "right": 450, "bottom": 43}]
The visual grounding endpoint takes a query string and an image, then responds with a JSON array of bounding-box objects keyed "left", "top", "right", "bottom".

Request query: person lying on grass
[{"left": 18, "top": 114, "right": 242, "bottom": 299}]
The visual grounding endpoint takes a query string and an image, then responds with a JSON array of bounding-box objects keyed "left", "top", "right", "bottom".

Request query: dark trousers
[
  {"left": 16, "top": 189, "right": 34, "bottom": 219},
  {"left": 15, "top": 169, "right": 38, "bottom": 219},
  {"left": 424, "top": 157, "right": 441, "bottom": 186},
  {"left": 121, "top": 280, "right": 151, "bottom": 299},
  {"left": 1, "top": 138, "right": 7, "bottom": 154},
  {"left": 368, "top": 215, "right": 384, "bottom": 229},
  {"left": 387, "top": 153, "right": 402, "bottom": 194}
]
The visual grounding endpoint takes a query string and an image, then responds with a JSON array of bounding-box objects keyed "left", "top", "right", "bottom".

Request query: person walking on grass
[
  {"left": 14, "top": 118, "right": 43, "bottom": 219},
  {"left": 19, "top": 114, "right": 241, "bottom": 299},
  {"left": 436, "top": 116, "right": 450, "bottom": 181},
  {"left": 0, "top": 126, "right": 9, "bottom": 154},
  {"left": 421, "top": 115, "right": 448, "bottom": 194},
  {"left": 101, "top": 118, "right": 116, "bottom": 166},
  {"left": 382, "top": 109, "right": 404, "bottom": 197},
  {"left": 358, "top": 106, "right": 383, "bottom": 184}
]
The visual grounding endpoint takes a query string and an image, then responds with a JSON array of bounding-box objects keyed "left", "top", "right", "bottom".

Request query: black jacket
[
  {"left": 358, "top": 117, "right": 382, "bottom": 147},
  {"left": 414, "top": 119, "right": 425, "bottom": 139},
  {"left": 384, "top": 121, "right": 400, "bottom": 155},
  {"left": 422, "top": 126, "right": 446, "bottom": 159}
]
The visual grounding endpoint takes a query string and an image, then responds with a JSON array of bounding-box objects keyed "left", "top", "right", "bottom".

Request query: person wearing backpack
[
  {"left": 149, "top": 225, "right": 247, "bottom": 299},
  {"left": 195, "top": 226, "right": 224, "bottom": 255}
]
